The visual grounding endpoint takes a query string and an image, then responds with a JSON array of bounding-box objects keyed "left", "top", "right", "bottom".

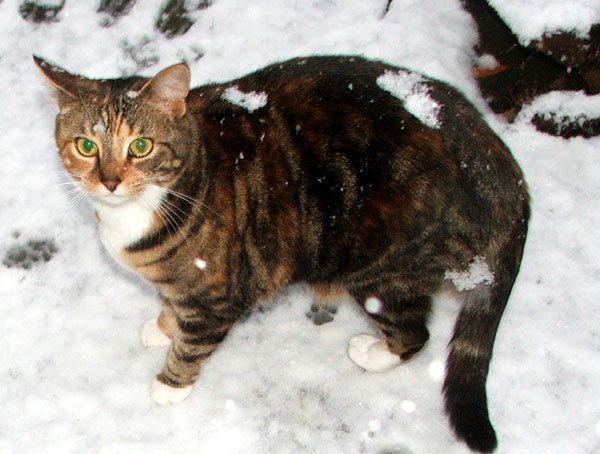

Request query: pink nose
[{"left": 102, "top": 179, "right": 121, "bottom": 192}]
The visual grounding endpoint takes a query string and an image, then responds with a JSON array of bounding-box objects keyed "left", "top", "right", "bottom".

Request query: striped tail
[{"left": 443, "top": 230, "right": 527, "bottom": 452}]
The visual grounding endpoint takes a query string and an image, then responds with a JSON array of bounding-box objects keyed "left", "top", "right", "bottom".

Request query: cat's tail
[{"left": 443, "top": 224, "right": 528, "bottom": 452}]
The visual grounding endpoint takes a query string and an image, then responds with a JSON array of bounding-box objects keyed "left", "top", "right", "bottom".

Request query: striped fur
[{"left": 37, "top": 55, "right": 529, "bottom": 452}]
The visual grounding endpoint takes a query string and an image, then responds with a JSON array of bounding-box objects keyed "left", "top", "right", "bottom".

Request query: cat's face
[{"left": 35, "top": 57, "right": 196, "bottom": 208}]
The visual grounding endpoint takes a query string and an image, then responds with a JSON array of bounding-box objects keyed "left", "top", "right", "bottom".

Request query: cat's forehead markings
[
  {"left": 115, "top": 122, "right": 136, "bottom": 159},
  {"left": 103, "top": 101, "right": 127, "bottom": 136}
]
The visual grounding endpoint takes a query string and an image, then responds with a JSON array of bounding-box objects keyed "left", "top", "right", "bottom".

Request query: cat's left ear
[
  {"left": 138, "top": 63, "right": 190, "bottom": 118},
  {"left": 33, "top": 55, "right": 98, "bottom": 109}
]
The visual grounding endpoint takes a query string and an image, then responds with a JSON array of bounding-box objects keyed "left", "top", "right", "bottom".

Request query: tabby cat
[{"left": 36, "top": 55, "right": 529, "bottom": 453}]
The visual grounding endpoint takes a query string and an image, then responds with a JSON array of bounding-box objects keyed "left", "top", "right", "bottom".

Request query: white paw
[
  {"left": 347, "top": 333, "right": 401, "bottom": 373},
  {"left": 151, "top": 378, "right": 193, "bottom": 405},
  {"left": 141, "top": 319, "right": 172, "bottom": 348}
]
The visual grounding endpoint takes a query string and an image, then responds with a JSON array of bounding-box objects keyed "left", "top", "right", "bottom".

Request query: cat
[{"left": 35, "top": 54, "right": 529, "bottom": 453}]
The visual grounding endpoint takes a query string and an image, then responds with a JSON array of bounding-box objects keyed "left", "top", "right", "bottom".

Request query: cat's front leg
[
  {"left": 141, "top": 299, "right": 177, "bottom": 348},
  {"left": 151, "top": 294, "right": 245, "bottom": 405}
]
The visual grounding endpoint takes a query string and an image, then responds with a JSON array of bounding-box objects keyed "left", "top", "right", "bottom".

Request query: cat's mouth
[{"left": 89, "top": 192, "right": 134, "bottom": 207}]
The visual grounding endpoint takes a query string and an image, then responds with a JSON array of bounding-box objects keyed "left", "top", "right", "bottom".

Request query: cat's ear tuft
[
  {"left": 33, "top": 55, "right": 94, "bottom": 109},
  {"left": 139, "top": 63, "right": 190, "bottom": 118}
]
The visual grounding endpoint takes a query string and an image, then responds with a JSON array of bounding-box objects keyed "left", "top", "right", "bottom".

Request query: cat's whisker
[
  {"left": 137, "top": 191, "right": 183, "bottom": 236},
  {"left": 158, "top": 206, "right": 182, "bottom": 235},
  {"left": 159, "top": 198, "right": 188, "bottom": 232},
  {"left": 67, "top": 190, "right": 87, "bottom": 206},
  {"left": 51, "top": 181, "right": 79, "bottom": 189},
  {"left": 160, "top": 195, "right": 192, "bottom": 220},
  {"left": 140, "top": 178, "right": 201, "bottom": 207},
  {"left": 65, "top": 184, "right": 86, "bottom": 194},
  {"left": 142, "top": 183, "right": 197, "bottom": 219},
  {"left": 160, "top": 208, "right": 186, "bottom": 230},
  {"left": 146, "top": 183, "right": 222, "bottom": 222},
  {"left": 149, "top": 195, "right": 180, "bottom": 228},
  {"left": 27, "top": 167, "right": 71, "bottom": 173},
  {"left": 162, "top": 188, "right": 201, "bottom": 207},
  {"left": 150, "top": 204, "right": 175, "bottom": 234}
]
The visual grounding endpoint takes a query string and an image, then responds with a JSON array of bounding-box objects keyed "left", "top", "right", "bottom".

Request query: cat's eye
[
  {"left": 75, "top": 137, "right": 98, "bottom": 157},
  {"left": 129, "top": 138, "right": 154, "bottom": 158}
]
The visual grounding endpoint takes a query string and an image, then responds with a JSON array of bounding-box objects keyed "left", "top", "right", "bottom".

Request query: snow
[
  {"left": 194, "top": 257, "right": 208, "bottom": 270},
  {"left": 474, "top": 53, "right": 500, "bottom": 70},
  {"left": 377, "top": 70, "right": 441, "bottom": 129},
  {"left": 516, "top": 91, "right": 600, "bottom": 133},
  {"left": 221, "top": 85, "right": 268, "bottom": 112},
  {"left": 445, "top": 256, "right": 495, "bottom": 291},
  {"left": 428, "top": 360, "right": 446, "bottom": 382},
  {"left": 487, "top": 0, "right": 600, "bottom": 44},
  {"left": 364, "top": 296, "right": 383, "bottom": 314},
  {"left": 92, "top": 122, "right": 106, "bottom": 134},
  {"left": 401, "top": 399, "right": 417, "bottom": 414},
  {"left": 0, "top": 0, "right": 599, "bottom": 453}
]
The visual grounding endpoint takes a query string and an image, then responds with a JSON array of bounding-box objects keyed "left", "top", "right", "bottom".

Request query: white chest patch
[{"left": 91, "top": 187, "right": 164, "bottom": 261}]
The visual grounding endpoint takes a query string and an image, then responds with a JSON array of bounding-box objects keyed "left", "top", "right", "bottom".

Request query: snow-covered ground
[
  {"left": 487, "top": 0, "right": 600, "bottom": 43},
  {"left": 1, "top": 0, "right": 599, "bottom": 453}
]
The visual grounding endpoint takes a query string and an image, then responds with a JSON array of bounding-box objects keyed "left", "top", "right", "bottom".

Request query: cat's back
[
  {"left": 188, "top": 56, "right": 458, "bottom": 184},
  {"left": 188, "top": 56, "right": 516, "bottom": 169},
  {"left": 187, "top": 55, "right": 526, "bottom": 210}
]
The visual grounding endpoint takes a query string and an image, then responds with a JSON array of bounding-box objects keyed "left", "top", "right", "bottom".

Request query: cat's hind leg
[
  {"left": 306, "top": 283, "right": 346, "bottom": 326},
  {"left": 348, "top": 291, "right": 431, "bottom": 372},
  {"left": 347, "top": 333, "right": 401, "bottom": 372}
]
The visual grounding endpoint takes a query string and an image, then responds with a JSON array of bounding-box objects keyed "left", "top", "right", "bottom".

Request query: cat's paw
[
  {"left": 151, "top": 378, "right": 193, "bottom": 405},
  {"left": 141, "top": 319, "right": 172, "bottom": 348},
  {"left": 347, "top": 333, "right": 401, "bottom": 373}
]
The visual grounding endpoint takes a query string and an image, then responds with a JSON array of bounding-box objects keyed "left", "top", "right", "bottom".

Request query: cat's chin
[{"left": 89, "top": 193, "right": 134, "bottom": 207}]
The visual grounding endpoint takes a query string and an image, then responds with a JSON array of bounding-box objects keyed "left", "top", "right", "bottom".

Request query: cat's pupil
[
  {"left": 135, "top": 139, "right": 147, "bottom": 152},
  {"left": 83, "top": 139, "right": 94, "bottom": 153}
]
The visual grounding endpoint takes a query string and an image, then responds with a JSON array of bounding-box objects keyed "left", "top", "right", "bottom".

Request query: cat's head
[{"left": 35, "top": 56, "right": 198, "bottom": 208}]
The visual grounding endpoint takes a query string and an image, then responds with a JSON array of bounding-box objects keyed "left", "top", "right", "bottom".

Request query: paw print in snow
[
  {"left": 3, "top": 238, "right": 58, "bottom": 269},
  {"left": 306, "top": 303, "right": 336, "bottom": 326}
]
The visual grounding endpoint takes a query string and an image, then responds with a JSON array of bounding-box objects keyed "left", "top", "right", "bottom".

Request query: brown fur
[{"left": 36, "top": 55, "right": 529, "bottom": 452}]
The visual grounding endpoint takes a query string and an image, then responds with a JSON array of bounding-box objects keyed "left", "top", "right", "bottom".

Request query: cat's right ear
[
  {"left": 33, "top": 56, "right": 94, "bottom": 109},
  {"left": 138, "top": 63, "right": 191, "bottom": 118}
]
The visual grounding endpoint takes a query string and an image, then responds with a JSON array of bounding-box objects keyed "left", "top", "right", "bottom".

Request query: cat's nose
[{"left": 102, "top": 178, "right": 121, "bottom": 193}]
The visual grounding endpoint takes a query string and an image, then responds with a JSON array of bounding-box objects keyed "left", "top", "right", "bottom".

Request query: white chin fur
[
  {"left": 91, "top": 193, "right": 131, "bottom": 207},
  {"left": 91, "top": 185, "right": 164, "bottom": 259}
]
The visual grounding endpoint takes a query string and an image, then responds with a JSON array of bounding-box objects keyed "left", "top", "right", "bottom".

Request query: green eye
[
  {"left": 129, "top": 138, "right": 154, "bottom": 158},
  {"left": 75, "top": 137, "right": 98, "bottom": 157}
]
